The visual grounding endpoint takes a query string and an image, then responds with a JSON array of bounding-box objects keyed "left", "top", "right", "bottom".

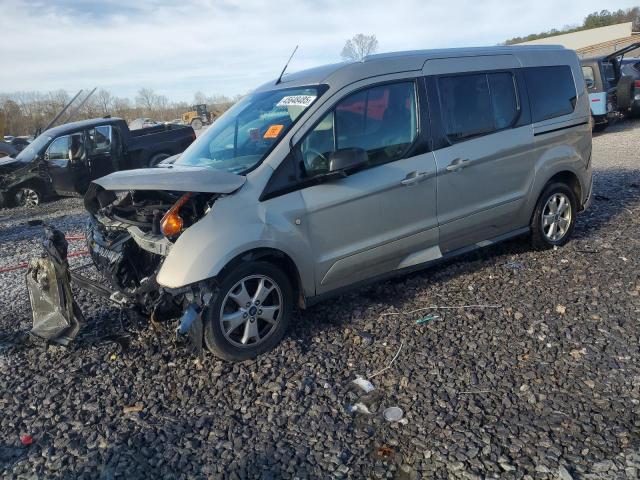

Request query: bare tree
[
  {"left": 341, "top": 34, "right": 379, "bottom": 62},
  {"left": 95, "top": 89, "right": 114, "bottom": 115},
  {"left": 135, "top": 88, "right": 157, "bottom": 114},
  {"left": 0, "top": 88, "right": 239, "bottom": 135}
]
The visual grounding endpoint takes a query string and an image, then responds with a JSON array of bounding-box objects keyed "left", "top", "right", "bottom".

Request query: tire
[
  {"left": 591, "top": 115, "right": 608, "bottom": 132},
  {"left": 148, "top": 153, "right": 170, "bottom": 167},
  {"left": 530, "top": 182, "right": 577, "bottom": 250},
  {"left": 616, "top": 75, "right": 634, "bottom": 110},
  {"left": 191, "top": 118, "right": 203, "bottom": 130},
  {"left": 12, "top": 184, "right": 43, "bottom": 208},
  {"left": 204, "top": 261, "right": 293, "bottom": 361},
  {"left": 592, "top": 122, "right": 607, "bottom": 133}
]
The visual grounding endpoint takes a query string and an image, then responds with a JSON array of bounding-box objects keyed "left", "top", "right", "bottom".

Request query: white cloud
[{"left": 0, "top": 0, "right": 637, "bottom": 100}]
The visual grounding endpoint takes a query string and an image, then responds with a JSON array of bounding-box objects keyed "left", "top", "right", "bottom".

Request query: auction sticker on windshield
[
  {"left": 276, "top": 95, "right": 317, "bottom": 108},
  {"left": 263, "top": 124, "right": 284, "bottom": 139}
]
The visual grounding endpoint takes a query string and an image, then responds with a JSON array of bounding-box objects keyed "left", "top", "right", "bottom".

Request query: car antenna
[{"left": 276, "top": 45, "right": 298, "bottom": 85}]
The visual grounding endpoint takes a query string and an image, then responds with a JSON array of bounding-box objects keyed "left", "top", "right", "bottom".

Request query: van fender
[
  {"left": 519, "top": 144, "right": 588, "bottom": 224},
  {"left": 156, "top": 192, "right": 315, "bottom": 296}
]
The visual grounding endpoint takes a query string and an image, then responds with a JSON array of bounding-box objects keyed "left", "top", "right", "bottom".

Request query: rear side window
[
  {"left": 581, "top": 66, "right": 595, "bottom": 84},
  {"left": 525, "top": 66, "right": 577, "bottom": 122},
  {"left": 88, "top": 126, "right": 113, "bottom": 154},
  {"left": 438, "top": 71, "right": 519, "bottom": 141}
]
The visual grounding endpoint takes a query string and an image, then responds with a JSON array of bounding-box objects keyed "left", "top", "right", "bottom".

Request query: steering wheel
[{"left": 303, "top": 148, "right": 329, "bottom": 173}]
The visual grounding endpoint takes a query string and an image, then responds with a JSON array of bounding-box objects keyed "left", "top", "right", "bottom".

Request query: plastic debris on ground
[
  {"left": 415, "top": 313, "right": 439, "bottom": 325},
  {"left": 504, "top": 261, "right": 524, "bottom": 269},
  {"left": 352, "top": 376, "right": 375, "bottom": 393},
  {"left": 383, "top": 406, "right": 404, "bottom": 422},
  {"left": 20, "top": 435, "right": 33, "bottom": 446},
  {"left": 348, "top": 402, "right": 373, "bottom": 415}
]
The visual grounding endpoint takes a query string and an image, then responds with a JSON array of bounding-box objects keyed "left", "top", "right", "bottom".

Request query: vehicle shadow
[
  {"left": 290, "top": 166, "right": 640, "bottom": 348},
  {"left": 20, "top": 167, "right": 638, "bottom": 355}
]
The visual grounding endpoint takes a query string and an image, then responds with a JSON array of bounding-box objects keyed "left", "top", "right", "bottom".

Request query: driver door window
[
  {"left": 45, "top": 136, "right": 70, "bottom": 163},
  {"left": 87, "top": 126, "right": 113, "bottom": 154},
  {"left": 300, "top": 81, "right": 417, "bottom": 176}
]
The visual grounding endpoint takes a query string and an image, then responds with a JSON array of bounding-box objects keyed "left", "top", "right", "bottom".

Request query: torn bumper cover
[
  {"left": 26, "top": 226, "right": 210, "bottom": 356},
  {"left": 26, "top": 228, "right": 84, "bottom": 344}
]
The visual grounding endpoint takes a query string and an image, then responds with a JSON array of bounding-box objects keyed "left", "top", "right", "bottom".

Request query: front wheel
[
  {"left": 530, "top": 183, "right": 577, "bottom": 250},
  {"left": 204, "top": 261, "right": 293, "bottom": 361},
  {"left": 13, "top": 185, "right": 42, "bottom": 207},
  {"left": 191, "top": 118, "right": 203, "bottom": 130}
]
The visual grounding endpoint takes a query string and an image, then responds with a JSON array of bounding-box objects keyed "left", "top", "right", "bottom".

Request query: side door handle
[
  {"left": 401, "top": 171, "right": 429, "bottom": 186},
  {"left": 446, "top": 158, "right": 471, "bottom": 172}
]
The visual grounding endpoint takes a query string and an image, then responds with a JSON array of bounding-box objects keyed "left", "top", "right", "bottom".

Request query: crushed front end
[
  {"left": 85, "top": 183, "right": 219, "bottom": 351},
  {"left": 25, "top": 166, "right": 246, "bottom": 354}
]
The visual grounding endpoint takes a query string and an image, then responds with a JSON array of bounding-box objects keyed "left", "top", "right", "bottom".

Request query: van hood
[{"left": 93, "top": 165, "right": 246, "bottom": 193}]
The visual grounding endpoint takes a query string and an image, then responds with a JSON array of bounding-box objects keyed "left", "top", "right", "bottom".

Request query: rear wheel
[
  {"left": 204, "top": 261, "right": 293, "bottom": 361},
  {"left": 191, "top": 118, "right": 203, "bottom": 130},
  {"left": 616, "top": 75, "right": 634, "bottom": 110},
  {"left": 530, "top": 183, "right": 577, "bottom": 249},
  {"left": 13, "top": 185, "right": 42, "bottom": 207}
]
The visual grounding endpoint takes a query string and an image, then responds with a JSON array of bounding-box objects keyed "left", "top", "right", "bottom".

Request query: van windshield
[{"left": 176, "top": 86, "right": 320, "bottom": 173}]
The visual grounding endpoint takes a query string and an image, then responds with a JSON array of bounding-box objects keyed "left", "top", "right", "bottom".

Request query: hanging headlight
[{"left": 160, "top": 192, "right": 192, "bottom": 237}]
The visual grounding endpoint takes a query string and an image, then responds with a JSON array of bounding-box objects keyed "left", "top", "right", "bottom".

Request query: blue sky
[{"left": 0, "top": 0, "right": 637, "bottom": 101}]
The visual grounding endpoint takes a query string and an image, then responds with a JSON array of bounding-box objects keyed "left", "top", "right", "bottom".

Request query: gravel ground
[{"left": 1, "top": 120, "right": 640, "bottom": 479}]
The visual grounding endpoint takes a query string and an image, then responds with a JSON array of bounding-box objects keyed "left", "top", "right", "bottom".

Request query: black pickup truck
[{"left": 0, "top": 117, "right": 195, "bottom": 207}]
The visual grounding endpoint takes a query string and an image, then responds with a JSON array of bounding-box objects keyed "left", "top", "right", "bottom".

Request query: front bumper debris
[
  {"left": 25, "top": 226, "right": 208, "bottom": 356},
  {"left": 26, "top": 228, "right": 83, "bottom": 344}
]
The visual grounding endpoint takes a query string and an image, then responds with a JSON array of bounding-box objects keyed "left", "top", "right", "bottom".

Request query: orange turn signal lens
[
  {"left": 160, "top": 192, "right": 192, "bottom": 237},
  {"left": 160, "top": 212, "right": 183, "bottom": 237}
]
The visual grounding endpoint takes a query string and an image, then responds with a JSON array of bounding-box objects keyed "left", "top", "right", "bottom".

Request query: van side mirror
[
  {"left": 328, "top": 148, "right": 368, "bottom": 173},
  {"left": 585, "top": 78, "right": 594, "bottom": 88}
]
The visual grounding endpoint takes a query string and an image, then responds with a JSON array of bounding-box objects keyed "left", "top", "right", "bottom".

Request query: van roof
[{"left": 255, "top": 45, "right": 570, "bottom": 92}]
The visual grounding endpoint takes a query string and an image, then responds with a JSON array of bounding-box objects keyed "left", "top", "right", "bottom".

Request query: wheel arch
[
  {"left": 217, "top": 247, "right": 306, "bottom": 309},
  {"left": 8, "top": 176, "right": 49, "bottom": 204},
  {"left": 545, "top": 170, "right": 582, "bottom": 206}
]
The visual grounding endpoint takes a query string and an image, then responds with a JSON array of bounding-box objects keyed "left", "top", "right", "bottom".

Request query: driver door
[
  {"left": 87, "top": 125, "right": 117, "bottom": 181},
  {"left": 298, "top": 80, "right": 440, "bottom": 294},
  {"left": 45, "top": 132, "right": 86, "bottom": 195}
]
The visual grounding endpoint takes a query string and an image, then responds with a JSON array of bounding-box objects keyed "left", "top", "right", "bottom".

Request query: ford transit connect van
[{"left": 32, "top": 45, "right": 592, "bottom": 360}]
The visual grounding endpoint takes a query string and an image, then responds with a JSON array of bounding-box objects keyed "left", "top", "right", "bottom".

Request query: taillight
[
  {"left": 160, "top": 193, "right": 192, "bottom": 237},
  {"left": 635, "top": 80, "right": 640, "bottom": 89},
  {"left": 191, "top": 132, "right": 196, "bottom": 141}
]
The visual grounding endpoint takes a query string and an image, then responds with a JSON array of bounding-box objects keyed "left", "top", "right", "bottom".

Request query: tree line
[
  {"left": 504, "top": 7, "right": 640, "bottom": 45},
  {"left": 0, "top": 88, "right": 241, "bottom": 137}
]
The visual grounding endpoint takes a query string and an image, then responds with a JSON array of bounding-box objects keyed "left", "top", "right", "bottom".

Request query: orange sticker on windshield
[{"left": 264, "top": 124, "right": 284, "bottom": 139}]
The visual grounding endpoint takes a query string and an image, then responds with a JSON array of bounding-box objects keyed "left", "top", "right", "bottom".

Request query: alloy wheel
[
  {"left": 15, "top": 188, "right": 39, "bottom": 207},
  {"left": 541, "top": 192, "right": 572, "bottom": 242},
  {"left": 219, "top": 274, "right": 283, "bottom": 348}
]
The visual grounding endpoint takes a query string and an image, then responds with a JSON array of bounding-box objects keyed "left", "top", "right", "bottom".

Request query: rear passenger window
[
  {"left": 438, "top": 71, "right": 519, "bottom": 141},
  {"left": 524, "top": 66, "right": 577, "bottom": 122}
]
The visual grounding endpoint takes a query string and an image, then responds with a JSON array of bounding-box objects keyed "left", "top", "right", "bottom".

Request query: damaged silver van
[{"left": 29, "top": 45, "right": 592, "bottom": 360}]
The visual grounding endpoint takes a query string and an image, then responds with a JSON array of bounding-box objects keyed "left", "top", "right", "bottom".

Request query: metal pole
[
  {"left": 66, "top": 87, "right": 97, "bottom": 122},
  {"left": 43, "top": 89, "right": 83, "bottom": 132}
]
